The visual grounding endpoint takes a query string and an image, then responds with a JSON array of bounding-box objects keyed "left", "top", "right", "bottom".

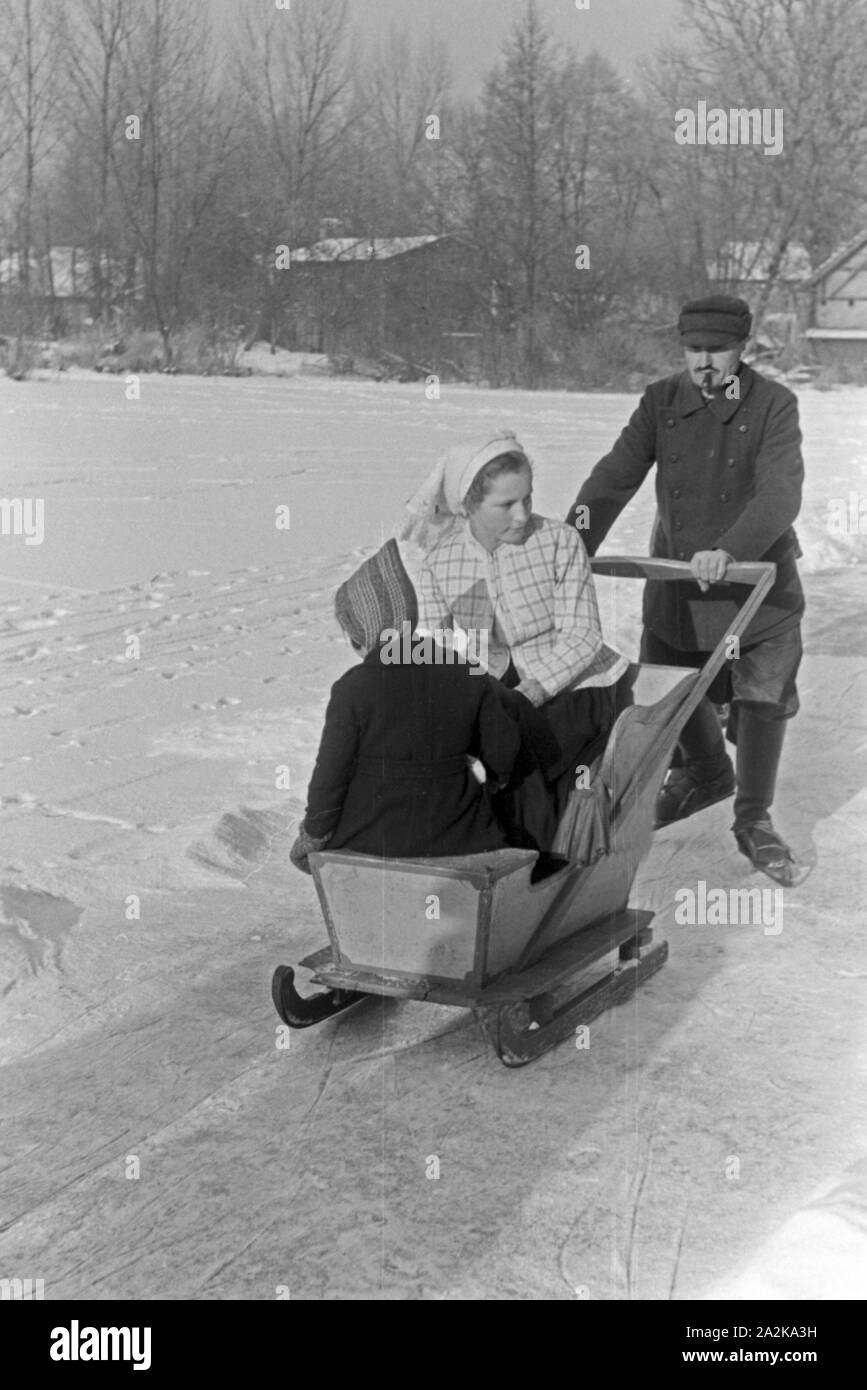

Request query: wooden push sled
[{"left": 272, "top": 558, "right": 776, "bottom": 1066}]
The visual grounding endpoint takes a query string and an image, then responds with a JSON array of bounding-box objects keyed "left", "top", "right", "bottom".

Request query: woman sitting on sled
[{"left": 407, "top": 432, "right": 633, "bottom": 853}]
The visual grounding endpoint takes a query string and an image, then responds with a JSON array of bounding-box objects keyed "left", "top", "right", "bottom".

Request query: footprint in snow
[{"left": 12, "top": 617, "right": 60, "bottom": 632}]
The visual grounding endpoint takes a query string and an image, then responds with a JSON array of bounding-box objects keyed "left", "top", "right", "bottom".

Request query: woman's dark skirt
[{"left": 488, "top": 664, "right": 634, "bottom": 855}]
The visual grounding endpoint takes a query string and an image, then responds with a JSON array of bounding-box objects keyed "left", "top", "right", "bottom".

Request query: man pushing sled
[{"left": 568, "top": 294, "right": 806, "bottom": 885}]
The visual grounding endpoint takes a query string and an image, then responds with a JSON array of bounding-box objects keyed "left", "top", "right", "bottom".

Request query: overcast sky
[{"left": 218, "top": 0, "right": 682, "bottom": 94}]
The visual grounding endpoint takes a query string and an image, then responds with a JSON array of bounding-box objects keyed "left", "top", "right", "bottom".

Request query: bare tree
[
  {"left": 648, "top": 0, "right": 867, "bottom": 325},
  {"left": 58, "top": 0, "right": 138, "bottom": 320},
  {"left": 0, "top": 0, "right": 65, "bottom": 298},
  {"left": 450, "top": 2, "right": 648, "bottom": 384},
  {"left": 548, "top": 52, "right": 648, "bottom": 331},
  {"left": 110, "top": 0, "right": 236, "bottom": 363},
  {"left": 360, "top": 25, "right": 452, "bottom": 232},
  {"left": 234, "top": 0, "right": 353, "bottom": 234},
  {"left": 229, "top": 0, "right": 355, "bottom": 345},
  {"left": 477, "top": 0, "right": 563, "bottom": 384}
]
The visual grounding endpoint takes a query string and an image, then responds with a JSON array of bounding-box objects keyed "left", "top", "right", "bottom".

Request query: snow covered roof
[
  {"left": 800, "top": 230, "right": 867, "bottom": 289},
  {"left": 290, "top": 235, "right": 443, "bottom": 263},
  {"left": 706, "top": 241, "right": 811, "bottom": 283},
  {"left": 804, "top": 327, "right": 867, "bottom": 340}
]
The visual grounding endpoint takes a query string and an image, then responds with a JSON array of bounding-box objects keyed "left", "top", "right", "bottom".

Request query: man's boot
[
  {"left": 731, "top": 705, "right": 799, "bottom": 884},
  {"left": 654, "top": 696, "right": 735, "bottom": 827}
]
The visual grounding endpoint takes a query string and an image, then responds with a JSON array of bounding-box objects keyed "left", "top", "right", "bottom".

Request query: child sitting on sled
[{"left": 289, "top": 539, "right": 521, "bottom": 871}]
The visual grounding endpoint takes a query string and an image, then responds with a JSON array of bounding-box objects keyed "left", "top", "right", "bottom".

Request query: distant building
[
  {"left": 280, "top": 233, "right": 488, "bottom": 367},
  {"left": 706, "top": 240, "right": 811, "bottom": 311},
  {"left": 798, "top": 230, "right": 867, "bottom": 367},
  {"left": 0, "top": 246, "right": 92, "bottom": 330},
  {"left": 0, "top": 245, "right": 139, "bottom": 331}
]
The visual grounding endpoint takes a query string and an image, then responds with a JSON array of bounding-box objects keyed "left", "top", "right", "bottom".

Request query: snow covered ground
[{"left": 1, "top": 372, "right": 866, "bottom": 1299}]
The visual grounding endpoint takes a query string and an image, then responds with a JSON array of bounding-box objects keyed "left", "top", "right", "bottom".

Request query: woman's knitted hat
[{"left": 334, "top": 538, "right": 418, "bottom": 651}]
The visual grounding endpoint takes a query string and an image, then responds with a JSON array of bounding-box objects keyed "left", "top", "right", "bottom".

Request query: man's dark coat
[{"left": 567, "top": 363, "right": 805, "bottom": 650}]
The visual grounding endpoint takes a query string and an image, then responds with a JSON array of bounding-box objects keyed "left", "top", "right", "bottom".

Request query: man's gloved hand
[
  {"left": 289, "top": 822, "right": 331, "bottom": 875},
  {"left": 515, "top": 678, "right": 547, "bottom": 708},
  {"left": 690, "top": 549, "right": 732, "bottom": 592}
]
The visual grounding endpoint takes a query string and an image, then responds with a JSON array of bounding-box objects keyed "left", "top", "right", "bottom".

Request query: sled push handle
[
  {"left": 588, "top": 556, "right": 774, "bottom": 593},
  {"left": 589, "top": 555, "right": 776, "bottom": 795}
]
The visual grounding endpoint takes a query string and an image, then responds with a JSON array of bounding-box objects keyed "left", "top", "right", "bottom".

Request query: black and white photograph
[{"left": 1, "top": 0, "right": 866, "bottom": 1333}]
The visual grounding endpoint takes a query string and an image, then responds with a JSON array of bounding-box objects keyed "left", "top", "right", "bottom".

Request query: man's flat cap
[{"left": 679, "top": 294, "right": 752, "bottom": 348}]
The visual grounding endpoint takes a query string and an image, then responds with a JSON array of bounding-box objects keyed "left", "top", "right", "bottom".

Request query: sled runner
[{"left": 272, "top": 558, "right": 775, "bottom": 1066}]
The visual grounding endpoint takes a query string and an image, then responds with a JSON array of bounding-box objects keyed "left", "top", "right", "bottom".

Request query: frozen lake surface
[{"left": 1, "top": 373, "right": 866, "bottom": 1299}]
